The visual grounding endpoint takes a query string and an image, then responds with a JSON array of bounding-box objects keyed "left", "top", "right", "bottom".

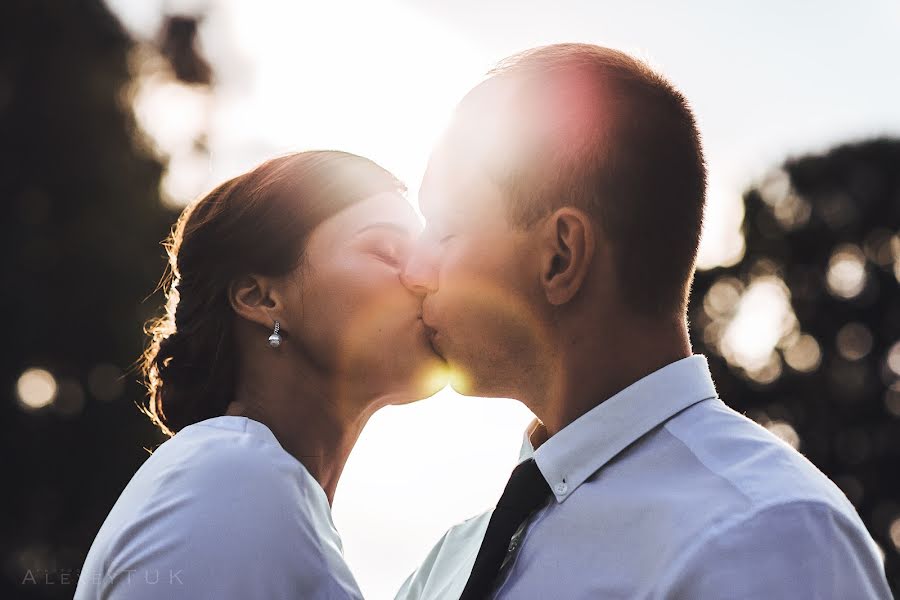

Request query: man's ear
[
  {"left": 539, "top": 207, "right": 596, "bottom": 306},
  {"left": 227, "top": 274, "right": 281, "bottom": 328}
]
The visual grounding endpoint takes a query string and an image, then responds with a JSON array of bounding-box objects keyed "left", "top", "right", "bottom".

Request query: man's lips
[
  {"left": 416, "top": 308, "right": 435, "bottom": 334},
  {"left": 417, "top": 316, "right": 443, "bottom": 356},
  {"left": 420, "top": 319, "right": 438, "bottom": 342}
]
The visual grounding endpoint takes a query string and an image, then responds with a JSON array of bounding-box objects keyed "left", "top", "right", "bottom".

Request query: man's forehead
[
  {"left": 419, "top": 142, "right": 508, "bottom": 228},
  {"left": 452, "top": 70, "right": 610, "bottom": 173},
  {"left": 418, "top": 80, "right": 529, "bottom": 220},
  {"left": 419, "top": 142, "right": 481, "bottom": 213},
  {"left": 418, "top": 142, "right": 457, "bottom": 216}
]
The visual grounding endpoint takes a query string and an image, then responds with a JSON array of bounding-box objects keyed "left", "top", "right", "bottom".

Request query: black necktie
[{"left": 459, "top": 458, "right": 552, "bottom": 600}]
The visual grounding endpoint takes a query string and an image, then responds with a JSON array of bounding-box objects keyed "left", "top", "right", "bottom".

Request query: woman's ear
[
  {"left": 228, "top": 274, "right": 280, "bottom": 327},
  {"left": 539, "top": 207, "right": 596, "bottom": 306}
]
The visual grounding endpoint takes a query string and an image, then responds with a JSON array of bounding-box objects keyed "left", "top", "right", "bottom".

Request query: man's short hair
[{"left": 455, "top": 43, "right": 707, "bottom": 319}]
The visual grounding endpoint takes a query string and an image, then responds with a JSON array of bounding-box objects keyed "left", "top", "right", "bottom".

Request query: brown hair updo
[{"left": 140, "top": 151, "right": 405, "bottom": 437}]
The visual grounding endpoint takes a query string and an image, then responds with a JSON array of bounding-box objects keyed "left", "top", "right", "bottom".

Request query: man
[{"left": 396, "top": 44, "right": 891, "bottom": 599}]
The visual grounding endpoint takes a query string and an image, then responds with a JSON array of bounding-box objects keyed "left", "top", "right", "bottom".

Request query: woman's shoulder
[
  {"left": 151, "top": 415, "right": 321, "bottom": 504},
  {"left": 78, "top": 416, "right": 360, "bottom": 599},
  {"left": 97, "top": 416, "right": 337, "bottom": 565}
]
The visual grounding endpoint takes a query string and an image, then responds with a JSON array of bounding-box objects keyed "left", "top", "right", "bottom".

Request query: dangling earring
[{"left": 267, "top": 320, "right": 282, "bottom": 348}]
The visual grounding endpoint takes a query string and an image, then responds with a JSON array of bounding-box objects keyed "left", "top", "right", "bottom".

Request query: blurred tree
[
  {"left": 158, "top": 15, "right": 214, "bottom": 86},
  {"left": 690, "top": 138, "right": 900, "bottom": 593},
  {"left": 0, "top": 0, "right": 204, "bottom": 597}
]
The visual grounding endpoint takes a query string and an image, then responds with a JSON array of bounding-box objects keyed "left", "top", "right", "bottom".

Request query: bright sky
[{"left": 104, "top": 1, "right": 900, "bottom": 597}]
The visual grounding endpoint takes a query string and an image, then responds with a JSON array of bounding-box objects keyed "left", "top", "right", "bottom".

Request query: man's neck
[{"left": 529, "top": 316, "right": 693, "bottom": 438}]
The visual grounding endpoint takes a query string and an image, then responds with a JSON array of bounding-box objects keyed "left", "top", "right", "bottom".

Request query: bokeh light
[
  {"left": 784, "top": 334, "right": 823, "bottom": 373},
  {"left": 16, "top": 368, "right": 58, "bottom": 412},
  {"left": 836, "top": 322, "right": 874, "bottom": 361},
  {"left": 87, "top": 363, "right": 126, "bottom": 402},
  {"left": 710, "top": 274, "right": 799, "bottom": 382},
  {"left": 758, "top": 169, "right": 812, "bottom": 230},
  {"left": 891, "top": 233, "right": 900, "bottom": 283},
  {"left": 827, "top": 244, "right": 868, "bottom": 300},
  {"left": 766, "top": 419, "right": 801, "bottom": 449},
  {"left": 887, "top": 341, "right": 900, "bottom": 378},
  {"left": 864, "top": 229, "right": 897, "bottom": 267},
  {"left": 703, "top": 277, "right": 743, "bottom": 319},
  {"left": 891, "top": 517, "right": 900, "bottom": 552},
  {"left": 886, "top": 382, "right": 900, "bottom": 417}
]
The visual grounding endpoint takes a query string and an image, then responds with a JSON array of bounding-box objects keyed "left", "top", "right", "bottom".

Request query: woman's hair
[{"left": 140, "top": 151, "right": 405, "bottom": 437}]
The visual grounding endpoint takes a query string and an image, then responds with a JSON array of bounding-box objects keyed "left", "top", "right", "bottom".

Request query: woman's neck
[{"left": 227, "top": 360, "right": 388, "bottom": 506}]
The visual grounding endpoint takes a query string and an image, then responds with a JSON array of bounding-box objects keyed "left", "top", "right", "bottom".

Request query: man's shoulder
[
  {"left": 650, "top": 496, "right": 891, "bottom": 598},
  {"left": 660, "top": 398, "right": 856, "bottom": 513},
  {"left": 563, "top": 397, "right": 869, "bottom": 560},
  {"left": 660, "top": 401, "right": 880, "bottom": 569}
]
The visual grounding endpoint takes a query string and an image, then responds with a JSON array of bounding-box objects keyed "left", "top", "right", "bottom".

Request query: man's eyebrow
[{"left": 354, "top": 222, "right": 412, "bottom": 237}]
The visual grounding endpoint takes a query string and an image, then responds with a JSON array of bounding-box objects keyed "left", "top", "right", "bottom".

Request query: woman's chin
[
  {"left": 389, "top": 353, "right": 449, "bottom": 405},
  {"left": 350, "top": 322, "right": 450, "bottom": 403},
  {"left": 418, "top": 354, "right": 451, "bottom": 397}
]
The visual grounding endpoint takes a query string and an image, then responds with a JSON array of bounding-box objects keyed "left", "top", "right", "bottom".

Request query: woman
[{"left": 75, "top": 151, "right": 446, "bottom": 599}]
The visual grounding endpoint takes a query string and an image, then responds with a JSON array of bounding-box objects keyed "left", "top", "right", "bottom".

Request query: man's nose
[{"left": 401, "top": 246, "right": 439, "bottom": 296}]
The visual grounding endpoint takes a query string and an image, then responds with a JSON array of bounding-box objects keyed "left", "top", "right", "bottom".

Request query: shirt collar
[{"left": 523, "top": 354, "right": 718, "bottom": 503}]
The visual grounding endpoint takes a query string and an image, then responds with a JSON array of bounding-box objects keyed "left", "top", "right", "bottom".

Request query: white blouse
[{"left": 75, "top": 416, "right": 364, "bottom": 599}]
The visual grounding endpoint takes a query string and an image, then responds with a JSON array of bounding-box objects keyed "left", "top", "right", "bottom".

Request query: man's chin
[
  {"left": 439, "top": 358, "right": 481, "bottom": 397},
  {"left": 444, "top": 360, "right": 520, "bottom": 399},
  {"left": 417, "top": 349, "right": 454, "bottom": 395},
  {"left": 423, "top": 334, "right": 497, "bottom": 397}
]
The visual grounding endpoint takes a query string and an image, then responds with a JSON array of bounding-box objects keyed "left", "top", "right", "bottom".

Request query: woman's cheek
[{"left": 296, "top": 268, "right": 352, "bottom": 361}]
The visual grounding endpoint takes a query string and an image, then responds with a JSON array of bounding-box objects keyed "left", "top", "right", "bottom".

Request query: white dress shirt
[
  {"left": 396, "top": 355, "right": 891, "bottom": 599},
  {"left": 75, "top": 416, "right": 363, "bottom": 600}
]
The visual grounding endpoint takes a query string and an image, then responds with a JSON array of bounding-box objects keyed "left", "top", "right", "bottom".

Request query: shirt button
[
  {"left": 554, "top": 482, "right": 568, "bottom": 495},
  {"left": 508, "top": 538, "right": 519, "bottom": 552}
]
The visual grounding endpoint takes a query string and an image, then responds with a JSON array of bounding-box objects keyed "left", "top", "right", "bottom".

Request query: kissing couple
[{"left": 76, "top": 43, "right": 891, "bottom": 599}]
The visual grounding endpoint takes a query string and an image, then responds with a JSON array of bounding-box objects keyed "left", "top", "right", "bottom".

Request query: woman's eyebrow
[{"left": 354, "top": 222, "right": 412, "bottom": 237}]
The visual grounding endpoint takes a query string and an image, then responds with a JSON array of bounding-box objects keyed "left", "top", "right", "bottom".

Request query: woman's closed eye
[{"left": 366, "top": 239, "right": 407, "bottom": 267}]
